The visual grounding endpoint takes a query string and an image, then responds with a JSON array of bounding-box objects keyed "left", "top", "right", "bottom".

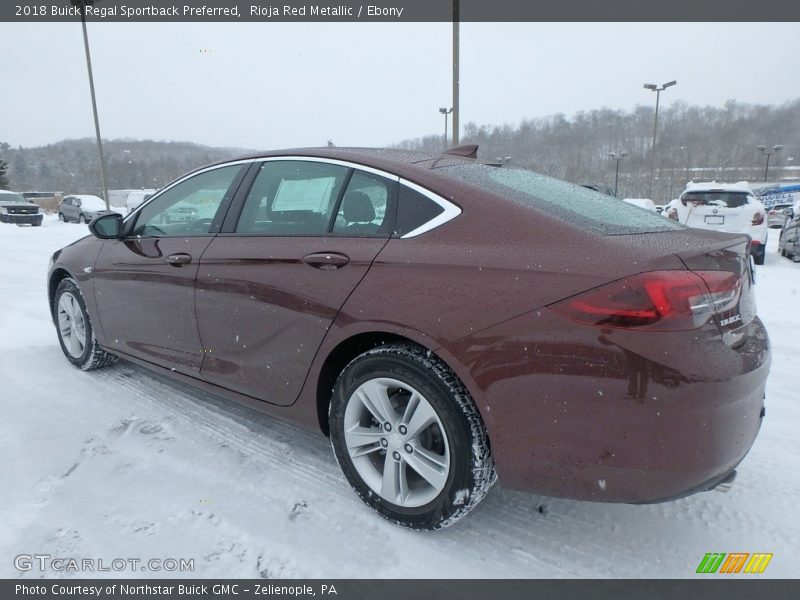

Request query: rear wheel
[
  {"left": 54, "top": 278, "right": 117, "bottom": 371},
  {"left": 329, "top": 344, "right": 496, "bottom": 530}
]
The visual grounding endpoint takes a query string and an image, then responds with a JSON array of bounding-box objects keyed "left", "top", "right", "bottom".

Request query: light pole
[
  {"left": 608, "top": 151, "right": 628, "bottom": 196},
  {"left": 643, "top": 80, "right": 677, "bottom": 200},
  {"left": 71, "top": 0, "right": 110, "bottom": 210},
  {"left": 439, "top": 107, "right": 453, "bottom": 149},
  {"left": 452, "top": 0, "right": 460, "bottom": 145},
  {"left": 758, "top": 144, "right": 783, "bottom": 182}
]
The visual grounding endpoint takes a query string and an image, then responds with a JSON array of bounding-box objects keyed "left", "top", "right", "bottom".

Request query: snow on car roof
[
  {"left": 683, "top": 181, "right": 752, "bottom": 194},
  {"left": 69, "top": 194, "right": 105, "bottom": 201}
]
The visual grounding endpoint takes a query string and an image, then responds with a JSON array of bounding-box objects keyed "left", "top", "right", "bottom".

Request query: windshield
[
  {"left": 438, "top": 164, "right": 683, "bottom": 235},
  {"left": 0, "top": 193, "right": 27, "bottom": 204},
  {"left": 680, "top": 192, "right": 752, "bottom": 208}
]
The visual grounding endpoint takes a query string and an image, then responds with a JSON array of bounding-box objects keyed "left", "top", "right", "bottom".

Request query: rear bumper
[
  {"left": 0, "top": 213, "right": 43, "bottom": 225},
  {"left": 446, "top": 311, "right": 770, "bottom": 503}
]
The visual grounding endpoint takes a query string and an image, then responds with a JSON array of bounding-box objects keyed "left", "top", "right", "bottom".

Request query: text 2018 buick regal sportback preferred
[{"left": 48, "top": 147, "right": 770, "bottom": 529}]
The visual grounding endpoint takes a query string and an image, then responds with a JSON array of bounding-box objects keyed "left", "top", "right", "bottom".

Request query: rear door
[
  {"left": 195, "top": 158, "right": 397, "bottom": 405},
  {"left": 92, "top": 163, "right": 248, "bottom": 374}
]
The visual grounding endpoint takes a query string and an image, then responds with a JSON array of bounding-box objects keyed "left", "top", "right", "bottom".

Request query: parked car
[
  {"left": 777, "top": 204, "right": 800, "bottom": 261},
  {"left": 581, "top": 183, "right": 616, "bottom": 197},
  {"left": 767, "top": 203, "right": 794, "bottom": 229},
  {"left": 124, "top": 189, "right": 157, "bottom": 213},
  {"left": 47, "top": 147, "right": 770, "bottom": 529},
  {"left": 666, "top": 181, "right": 768, "bottom": 265},
  {"left": 0, "top": 190, "right": 43, "bottom": 226},
  {"left": 58, "top": 195, "right": 120, "bottom": 223}
]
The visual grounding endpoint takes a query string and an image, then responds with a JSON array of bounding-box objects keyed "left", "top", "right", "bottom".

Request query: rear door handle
[
  {"left": 302, "top": 252, "right": 350, "bottom": 270},
  {"left": 165, "top": 253, "right": 192, "bottom": 267}
]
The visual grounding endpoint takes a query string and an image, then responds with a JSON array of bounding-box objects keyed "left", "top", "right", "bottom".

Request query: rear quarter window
[
  {"left": 439, "top": 164, "right": 683, "bottom": 235},
  {"left": 394, "top": 185, "right": 445, "bottom": 237}
]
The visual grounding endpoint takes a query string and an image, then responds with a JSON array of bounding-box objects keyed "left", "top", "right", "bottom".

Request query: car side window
[
  {"left": 235, "top": 161, "right": 348, "bottom": 235},
  {"left": 131, "top": 165, "right": 243, "bottom": 237},
  {"left": 331, "top": 171, "right": 394, "bottom": 237},
  {"left": 394, "top": 185, "right": 445, "bottom": 237}
]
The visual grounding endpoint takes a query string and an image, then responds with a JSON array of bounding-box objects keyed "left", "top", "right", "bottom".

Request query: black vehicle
[{"left": 0, "top": 190, "right": 43, "bottom": 226}]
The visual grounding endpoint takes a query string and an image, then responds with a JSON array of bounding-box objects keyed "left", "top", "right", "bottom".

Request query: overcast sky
[{"left": 2, "top": 22, "right": 799, "bottom": 149}]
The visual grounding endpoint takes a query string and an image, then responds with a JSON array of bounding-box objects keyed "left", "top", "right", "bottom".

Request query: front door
[
  {"left": 195, "top": 160, "right": 397, "bottom": 405},
  {"left": 92, "top": 163, "right": 247, "bottom": 374}
]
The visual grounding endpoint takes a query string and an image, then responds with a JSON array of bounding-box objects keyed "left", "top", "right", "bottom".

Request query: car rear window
[
  {"left": 438, "top": 164, "right": 683, "bottom": 235},
  {"left": 680, "top": 191, "right": 752, "bottom": 208}
]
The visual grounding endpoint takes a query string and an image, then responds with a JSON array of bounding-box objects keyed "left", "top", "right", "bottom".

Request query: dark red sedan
[{"left": 48, "top": 147, "right": 770, "bottom": 529}]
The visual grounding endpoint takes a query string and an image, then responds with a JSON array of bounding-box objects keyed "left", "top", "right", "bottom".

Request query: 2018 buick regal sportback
[{"left": 48, "top": 147, "right": 770, "bottom": 529}]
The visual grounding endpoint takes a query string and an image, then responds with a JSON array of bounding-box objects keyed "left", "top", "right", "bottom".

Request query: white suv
[{"left": 666, "top": 181, "right": 768, "bottom": 265}]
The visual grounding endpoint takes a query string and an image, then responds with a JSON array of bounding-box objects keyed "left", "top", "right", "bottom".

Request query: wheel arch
[
  {"left": 316, "top": 332, "right": 438, "bottom": 436},
  {"left": 48, "top": 268, "right": 75, "bottom": 322}
]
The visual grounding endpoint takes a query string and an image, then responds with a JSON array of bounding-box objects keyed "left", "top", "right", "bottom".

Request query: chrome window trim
[
  {"left": 126, "top": 156, "right": 461, "bottom": 238},
  {"left": 398, "top": 178, "right": 462, "bottom": 239},
  {"left": 254, "top": 156, "right": 402, "bottom": 183}
]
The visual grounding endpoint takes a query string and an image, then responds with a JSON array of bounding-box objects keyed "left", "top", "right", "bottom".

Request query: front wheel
[
  {"left": 58, "top": 212, "right": 65, "bottom": 222},
  {"left": 78, "top": 214, "right": 86, "bottom": 224},
  {"left": 54, "top": 278, "right": 117, "bottom": 371},
  {"left": 329, "top": 344, "right": 496, "bottom": 530}
]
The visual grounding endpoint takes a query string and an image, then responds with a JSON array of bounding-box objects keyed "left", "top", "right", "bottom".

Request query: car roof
[
  {"left": 683, "top": 181, "right": 752, "bottom": 194},
  {"left": 203, "top": 147, "right": 490, "bottom": 182},
  {"left": 68, "top": 194, "right": 104, "bottom": 201}
]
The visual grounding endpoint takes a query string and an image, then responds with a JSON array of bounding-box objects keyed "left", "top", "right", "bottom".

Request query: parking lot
[{"left": 1, "top": 216, "right": 798, "bottom": 578}]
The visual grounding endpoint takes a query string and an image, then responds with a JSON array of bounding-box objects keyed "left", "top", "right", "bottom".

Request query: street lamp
[
  {"left": 71, "top": 0, "right": 110, "bottom": 210},
  {"left": 757, "top": 144, "right": 784, "bottom": 182},
  {"left": 608, "top": 151, "right": 628, "bottom": 196},
  {"left": 439, "top": 107, "right": 453, "bottom": 149},
  {"left": 643, "top": 80, "right": 677, "bottom": 200}
]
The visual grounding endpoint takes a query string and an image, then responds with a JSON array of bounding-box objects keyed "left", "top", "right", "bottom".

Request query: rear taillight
[
  {"left": 550, "top": 270, "right": 742, "bottom": 332},
  {"left": 752, "top": 212, "right": 764, "bottom": 225}
]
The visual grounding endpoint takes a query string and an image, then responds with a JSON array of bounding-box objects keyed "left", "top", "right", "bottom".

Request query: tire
[
  {"left": 54, "top": 277, "right": 117, "bottom": 371},
  {"left": 78, "top": 214, "right": 86, "bottom": 224},
  {"left": 58, "top": 213, "right": 65, "bottom": 222},
  {"left": 753, "top": 251, "right": 765, "bottom": 266},
  {"left": 329, "top": 343, "right": 496, "bottom": 530}
]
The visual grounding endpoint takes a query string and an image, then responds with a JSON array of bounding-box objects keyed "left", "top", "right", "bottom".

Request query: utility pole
[
  {"left": 758, "top": 144, "right": 784, "bottom": 182},
  {"left": 643, "top": 80, "right": 676, "bottom": 201},
  {"left": 608, "top": 151, "right": 628, "bottom": 197},
  {"left": 439, "top": 107, "right": 453, "bottom": 149},
  {"left": 452, "top": 0, "right": 460, "bottom": 145},
  {"left": 73, "top": 0, "right": 110, "bottom": 209}
]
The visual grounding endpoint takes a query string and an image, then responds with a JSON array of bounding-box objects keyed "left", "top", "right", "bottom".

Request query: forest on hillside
[
  {"left": 1, "top": 99, "right": 798, "bottom": 203},
  {"left": 397, "top": 100, "right": 800, "bottom": 201},
  {"left": 0, "top": 139, "right": 248, "bottom": 196}
]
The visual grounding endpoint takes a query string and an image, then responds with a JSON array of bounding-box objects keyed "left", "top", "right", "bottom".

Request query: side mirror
[
  {"left": 89, "top": 213, "right": 124, "bottom": 239},
  {"left": 784, "top": 208, "right": 794, "bottom": 217}
]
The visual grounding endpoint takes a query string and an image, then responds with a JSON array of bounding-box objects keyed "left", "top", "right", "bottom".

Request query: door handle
[
  {"left": 165, "top": 253, "right": 192, "bottom": 267},
  {"left": 302, "top": 252, "right": 350, "bottom": 270}
]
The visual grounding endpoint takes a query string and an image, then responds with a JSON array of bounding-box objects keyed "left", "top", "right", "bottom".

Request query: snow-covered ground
[{"left": 1, "top": 215, "right": 798, "bottom": 579}]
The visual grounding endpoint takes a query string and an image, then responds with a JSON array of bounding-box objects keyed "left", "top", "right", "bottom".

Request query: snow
[
  {"left": 1, "top": 215, "right": 799, "bottom": 578},
  {"left": 70, "top": 195, "right": 108, "bottom": 211}
]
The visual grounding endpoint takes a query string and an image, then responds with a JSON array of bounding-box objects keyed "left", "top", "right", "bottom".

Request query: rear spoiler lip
[{"left": 672, "top": 234, "right": 751, "bottom": 262}]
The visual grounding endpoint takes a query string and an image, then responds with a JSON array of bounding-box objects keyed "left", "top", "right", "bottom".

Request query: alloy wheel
[
  {"left": 343, "top": 377, "right": 450, "bottom": 508},
  {"left": 57, "top": 292, "right": 87, "bottom": 358}
]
